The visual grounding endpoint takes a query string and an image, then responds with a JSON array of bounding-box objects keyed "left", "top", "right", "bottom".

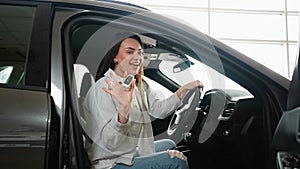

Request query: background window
[
  {"left": 0, "top": 66, "right": 13, "bottom": 83},
  {"left": 0, "top": 5, "right": 36, "bottom": 85},
  {"left": 119, "top": 0, "right": 300, "bottom": 79}
]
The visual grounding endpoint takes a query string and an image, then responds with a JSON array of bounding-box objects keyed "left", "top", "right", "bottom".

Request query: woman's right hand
[{"left": 102, "top": 72, "right": 135, "bottom": 123}]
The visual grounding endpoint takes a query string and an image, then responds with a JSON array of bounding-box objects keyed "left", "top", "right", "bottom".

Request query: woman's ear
[{"left": 114, "top": 59, "right": 118, "bottom": 64}]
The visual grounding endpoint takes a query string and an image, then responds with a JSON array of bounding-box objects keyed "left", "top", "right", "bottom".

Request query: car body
[{"left": 0, "top": 0, "right": 299, "bottom": 169}]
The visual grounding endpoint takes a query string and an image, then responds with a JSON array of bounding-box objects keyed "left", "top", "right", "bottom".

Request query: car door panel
[{"left": 0, "top": 88, "right": 49, "bottom": 169}]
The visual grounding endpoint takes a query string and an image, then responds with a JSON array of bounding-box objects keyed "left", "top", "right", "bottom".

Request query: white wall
[{"left": 119, "top": 0, "right": 300, "bottom": 79}]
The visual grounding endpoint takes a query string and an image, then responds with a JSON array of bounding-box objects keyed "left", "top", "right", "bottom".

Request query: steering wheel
[{"left": 167, "top": 87, "right": 201, "bottom": 142}]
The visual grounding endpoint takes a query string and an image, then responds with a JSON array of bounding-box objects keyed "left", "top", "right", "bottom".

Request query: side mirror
[{"left": 173, "top": 60, "right": 194, "bottom": 73}]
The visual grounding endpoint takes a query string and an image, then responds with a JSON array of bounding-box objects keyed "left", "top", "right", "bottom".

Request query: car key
[{"left": 122, "top": 74, "right": 134, "bottom": 89}]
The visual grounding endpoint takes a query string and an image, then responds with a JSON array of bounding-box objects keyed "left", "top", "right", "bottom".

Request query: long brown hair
[{"left": 96, "top": 33, "right": 147, "bottom": 110}]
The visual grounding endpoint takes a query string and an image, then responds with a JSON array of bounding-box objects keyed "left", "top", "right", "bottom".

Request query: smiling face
[{"left": 114, "top": 38, "right": 144, "bottom": 77}]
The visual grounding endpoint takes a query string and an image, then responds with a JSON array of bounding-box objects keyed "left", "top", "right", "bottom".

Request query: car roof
[{"left": 26, "top": 0, "right": 149, "bottom": 13}]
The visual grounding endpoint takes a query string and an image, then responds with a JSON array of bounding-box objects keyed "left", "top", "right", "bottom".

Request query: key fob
[{"left": 122, "top": 74, "right": 134, "bottom": 88}]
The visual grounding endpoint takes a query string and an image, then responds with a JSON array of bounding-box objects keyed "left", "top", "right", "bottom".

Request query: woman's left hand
[
  {"left": 176, "top": 80, "right": 204, "bottom": 100},
  {"left": 168, "top": 150, "right": 187, "bottom": 160}
]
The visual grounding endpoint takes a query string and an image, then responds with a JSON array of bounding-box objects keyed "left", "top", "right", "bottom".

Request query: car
[{"left": 0, "top": 0, "right": 299, "bottom": 169}]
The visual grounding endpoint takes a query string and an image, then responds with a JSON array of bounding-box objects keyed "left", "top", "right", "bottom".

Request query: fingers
[
  {"left": 104, "top": 77, "right": 113, "bottom": 89},
  {"left": 102, "top": 75, "right": 135, "bottom": 98},
  {"left": 110, "top": 72, "right": 120, "bottom": 86},
  {"left": 102, "top": 87, "right": 112, "bottom": 95},
  {"left": 182, "top": 80, "right": 204, "bottom": 91},
  {"left": 104, "top": 73, "right": 125, "bottom": 91},
  {"left": 195, "top": 80, "right": 204, "bottom": 91},
  {"left": 168, "top": 150, "right": 187, "bottom": 160},
  {"left": 103, "top": 77, "right": 118, "bottom": 96}
]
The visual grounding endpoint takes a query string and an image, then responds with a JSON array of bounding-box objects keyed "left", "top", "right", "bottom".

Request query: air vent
[
  {"left": 218, "top": 102, "right": 236, "bottom": 121},
  {"left": 223, "top": 102, "right": 236, "bottom": 117}
]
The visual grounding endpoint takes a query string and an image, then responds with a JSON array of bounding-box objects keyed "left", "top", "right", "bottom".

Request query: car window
[
  {"left": 70, "top": 16, "right": 253, "bottom": 100},
  {"left": 0, "top": 5, "right": 36, "bottom": 86},
  {"left": 143, "top": 76, "right": 173, "bottom": 98},
  {"left": 159, "top": 55, "right": 250, "bottom": 95},
  {"left": 0, "top": 66, "right": 13, "bottom": 83},
  {"left": 142, "top": 35, "right": 253, "bottom": 98}
]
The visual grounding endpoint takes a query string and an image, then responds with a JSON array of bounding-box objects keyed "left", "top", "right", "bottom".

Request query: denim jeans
[{"left": 112, "top": 139, "right": 190, "bottom": 169}]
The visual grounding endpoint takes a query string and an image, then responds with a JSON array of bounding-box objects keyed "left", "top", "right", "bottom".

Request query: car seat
[
  {"left": 73, "top": 64, "right": 95, "bottom": 169},
  {"left": 230, "top": 98, "right": 265, "bottom": 169}
]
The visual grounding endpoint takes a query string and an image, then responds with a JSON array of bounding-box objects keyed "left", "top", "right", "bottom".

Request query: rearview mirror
[{"left": 173, "top": 60, "right": 194, "bottom": 73}]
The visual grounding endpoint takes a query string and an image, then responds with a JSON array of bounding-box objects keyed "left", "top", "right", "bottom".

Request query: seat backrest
[
  {"left": 74, "top": 64, "right": 95, "bottom": 98},
  {"left": 74, "top": 64, "right": 95, "bottom": 125},
  {"left": 73, "top": 64, "right": 95, "bottom": 169},
  {"left": 287, "top": 59, "right": 300, "bottom": 110},
  {"left": 230, "top": 98, "right": 264, "bottom": 169}
]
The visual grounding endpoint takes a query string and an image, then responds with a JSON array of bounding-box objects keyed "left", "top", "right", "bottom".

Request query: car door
[
  {"left": 55, "top": 1, "right": 291, "bottom": 169},
  {"left": 0, "top": 2, "right": 59, "bottom": 169},
  {"left": 53, "top": 4, "right": 152, "bottom": 168}
]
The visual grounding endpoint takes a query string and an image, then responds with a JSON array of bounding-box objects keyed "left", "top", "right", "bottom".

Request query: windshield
[{"left": 158, "top": 55, "right": 252, "bottom": 97}]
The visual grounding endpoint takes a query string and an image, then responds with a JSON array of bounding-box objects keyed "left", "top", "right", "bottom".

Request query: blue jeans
[{"left": 112, "top": 139, "right": 189, "bottom": 169}]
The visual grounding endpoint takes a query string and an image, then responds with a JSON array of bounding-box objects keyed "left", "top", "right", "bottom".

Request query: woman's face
[{"left": 114, "top": 38, "right": 144, "bottom": 77}]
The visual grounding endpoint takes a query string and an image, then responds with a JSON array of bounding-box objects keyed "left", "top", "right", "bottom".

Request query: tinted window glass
[
  {"left": 0, "top": 5, "right": 36, "bottom": 85},
  {"left": 71, "top": 21, "right": 252, "bottom": 96}
]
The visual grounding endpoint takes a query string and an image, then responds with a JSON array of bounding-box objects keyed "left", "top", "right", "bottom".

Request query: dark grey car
[{"left": 0, "top": 0, "right": 299, "bottom": 169}]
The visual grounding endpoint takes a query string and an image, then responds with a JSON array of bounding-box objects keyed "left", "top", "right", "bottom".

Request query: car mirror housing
[{"left": 173, "top": 60, "right": 194, "bottom": 73}]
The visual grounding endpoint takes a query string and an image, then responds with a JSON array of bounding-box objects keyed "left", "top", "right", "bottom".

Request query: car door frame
[
  {"left": 57, "top": 3, "right": 292, "bottom": 169},
  {"left": 0, "top": 1, "right": 55, "bottom": 169}
]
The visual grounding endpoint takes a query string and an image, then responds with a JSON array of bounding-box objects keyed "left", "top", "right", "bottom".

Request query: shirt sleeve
[{"left": 144, "top": 82, "right": 182, "bottom": 119}]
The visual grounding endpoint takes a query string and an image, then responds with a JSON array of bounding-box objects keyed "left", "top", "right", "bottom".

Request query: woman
[{"left": 83, "top": 33, "right": 204, "bottom": 169}]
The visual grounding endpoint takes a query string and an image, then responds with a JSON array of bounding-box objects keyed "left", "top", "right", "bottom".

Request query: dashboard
[
  {"left": 190, "top": 88, "right": 256, "bottom": 143},
  {"left": 200, "top": 89, "right": 253, "bottom": 121}
]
